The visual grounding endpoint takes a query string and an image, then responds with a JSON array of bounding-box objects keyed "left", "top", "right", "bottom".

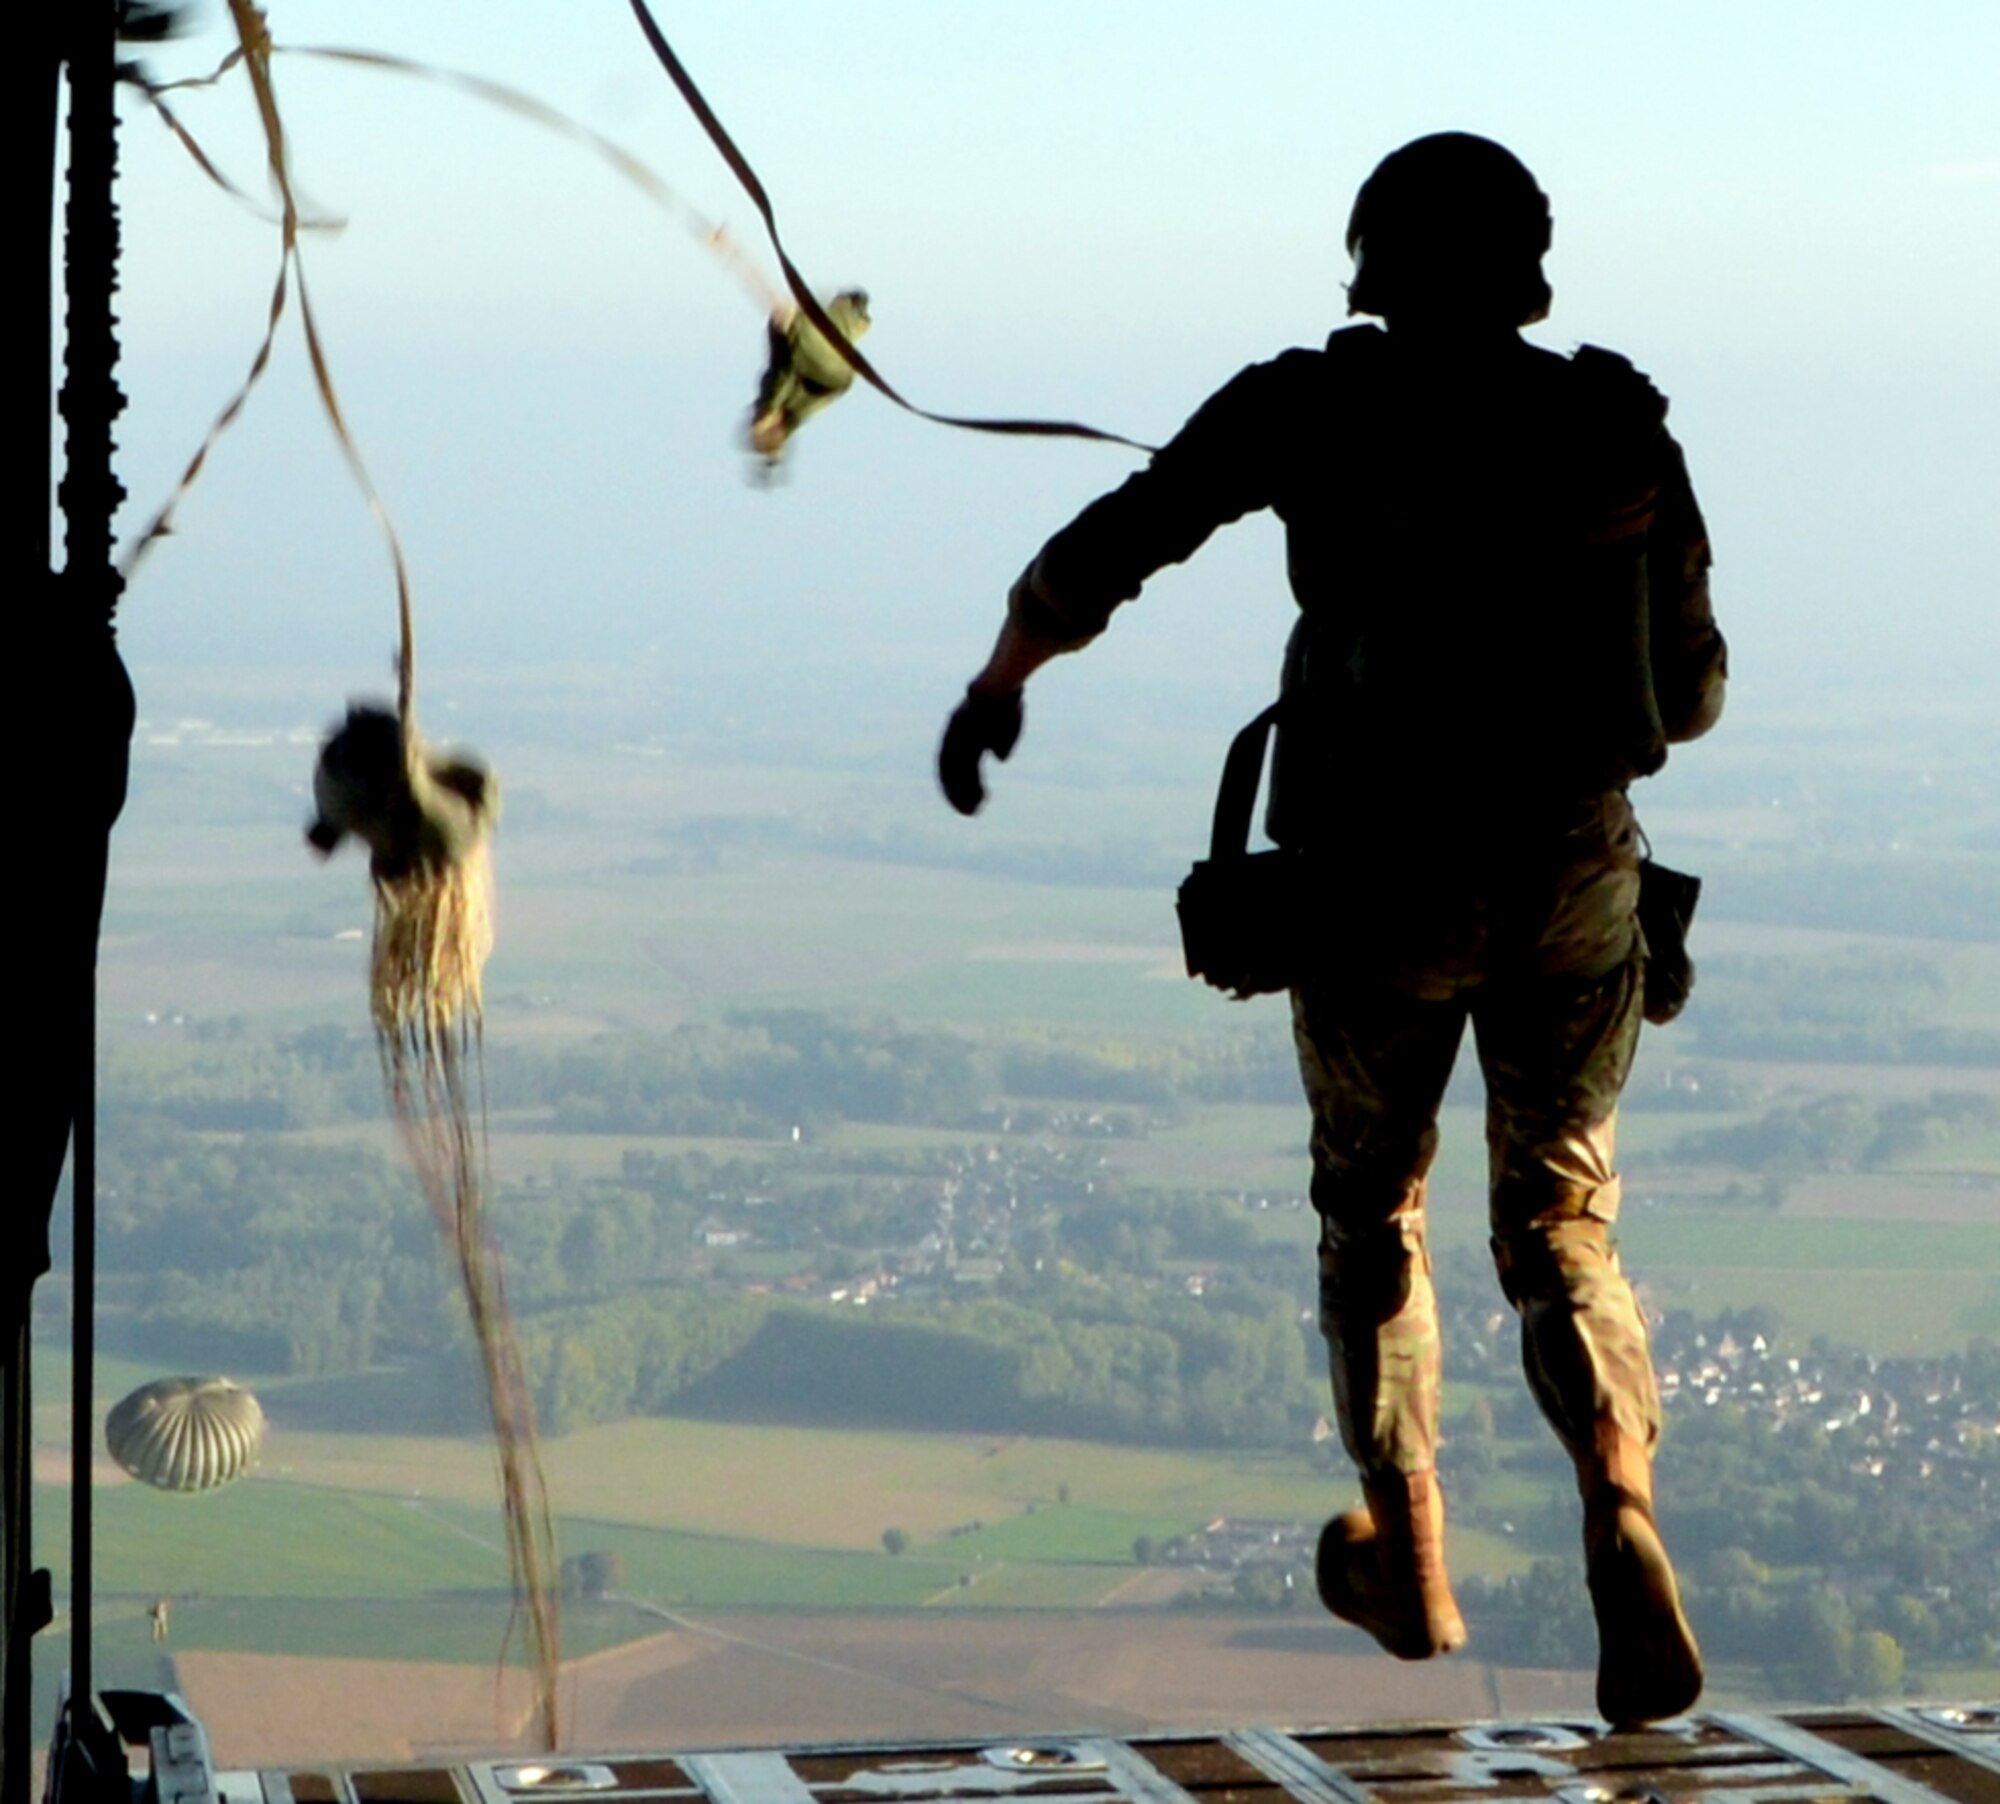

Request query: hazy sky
[{"left": 102, "top": 1, "right": 2000, "bottom": 741}]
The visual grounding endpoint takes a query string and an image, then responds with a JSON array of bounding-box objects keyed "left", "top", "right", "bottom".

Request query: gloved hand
[{"left": 937, "top": 685, "right": 1023, "bottom": 815}]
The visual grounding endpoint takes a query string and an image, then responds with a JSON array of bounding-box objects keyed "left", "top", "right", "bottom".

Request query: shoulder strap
[{"left": 1210, "top": 703, "right": 1283, "bottom": 861}]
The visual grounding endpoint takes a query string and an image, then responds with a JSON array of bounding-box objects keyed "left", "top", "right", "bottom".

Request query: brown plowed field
[{"left": 178, "top": 1611, "right": 1596, "bottom": 1768}]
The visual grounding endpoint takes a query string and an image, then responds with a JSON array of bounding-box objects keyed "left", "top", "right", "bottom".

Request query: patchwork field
[{"left": 42, "top": 671, "right": 2000, "bottom": 1763}]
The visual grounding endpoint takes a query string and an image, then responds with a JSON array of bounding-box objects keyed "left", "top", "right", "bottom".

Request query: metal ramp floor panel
[{"left": 213, "top": 1706, "right": 2000, "bottom": 1804}]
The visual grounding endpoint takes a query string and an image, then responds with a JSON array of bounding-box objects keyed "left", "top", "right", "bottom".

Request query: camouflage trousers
[{"left": 1290, "top": 795, "right": 1659, "bottom": 1486}]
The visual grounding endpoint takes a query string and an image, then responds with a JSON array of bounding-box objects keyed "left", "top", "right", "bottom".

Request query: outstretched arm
[{"left": 936, "top": 353, "right": 1309, "bottom": 814}]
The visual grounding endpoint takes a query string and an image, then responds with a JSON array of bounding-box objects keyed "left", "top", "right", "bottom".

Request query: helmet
[{"left": 1345, "top": 133, "right": 1553, "bottom": 326}]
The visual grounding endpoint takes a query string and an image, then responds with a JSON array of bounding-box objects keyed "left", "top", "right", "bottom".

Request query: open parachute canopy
[{"left": 105, "top": 1375, "right": 266, "bottom": 1493}]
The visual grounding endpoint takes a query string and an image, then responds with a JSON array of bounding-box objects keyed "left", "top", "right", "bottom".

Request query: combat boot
[
  {"left": 1315, "top": 1469, "right": 1466, "bottom": 1660},
  {"left": 1580, "top": 1433, "right": 1703, "bottom": 1728}
]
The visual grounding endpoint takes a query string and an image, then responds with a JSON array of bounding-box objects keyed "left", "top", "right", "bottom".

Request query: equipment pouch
[
  {"left": 1637, "top": 856, "right": 1701, "bottom": 1025},
  {"left": 1176, "top": 703, "right": 1311, "bottom": 999}
]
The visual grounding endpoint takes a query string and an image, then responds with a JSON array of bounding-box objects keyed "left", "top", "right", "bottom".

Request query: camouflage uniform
[
  {"left": 1293, "top": 798, "right": 1656, "bottom": 1489},
  {"left": 1008, "top": 322, "right": 1724, "bottom": 1500}
]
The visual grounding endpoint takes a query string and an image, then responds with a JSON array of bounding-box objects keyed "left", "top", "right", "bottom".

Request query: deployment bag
[{"left": 1176, "top": 703, "right": 1312, "bottom": 999}]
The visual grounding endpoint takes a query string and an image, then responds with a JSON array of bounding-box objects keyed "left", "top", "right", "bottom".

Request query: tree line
[
  {"left": 1654, "top": 1089, "right": 2000, "bottom": 1178},
  {"left": 1687, "top": 946, "right": 2000, "bottom": 1064},
  {"left": 522, "top": 1286, "right": 1318, "bottom": 1445},
  {"left": 103, "top": 1005, "right": 1760, "bottom": 1150},
  {"left": 74, "top": 1103, "right": 1325, "bottom": 1448}
]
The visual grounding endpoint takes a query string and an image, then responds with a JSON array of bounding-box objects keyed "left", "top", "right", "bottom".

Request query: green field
[
  {"left": 40, "top": 1468, "right": 1149, "bottom": 1628},
  {"left": 29, "top": 1398, "right": 1566, "bottom": 1656},
  {"left": 1634, "top": 1266, "right": 1998, "bottom": 1350},
  {"left": 39, "top": 1482, "right": 506, "bottom": 1598},
  {"left": 856, "top": 952, "right": 1216, "bottom": 1036},
  {"left": 537, "top": 1512, "right": 955, "bottom": 1608},
  {"left": 1909, "top": 1128, "right": 2000, "bottom": 1171},
  {"left": 1604, "top": 1207, "right": 2000, "bottom": 1348},
  {"left": 1621, "top": 1212, "right": 2000, "bottom": 1275},
  {"left": 1113, "top": 1104, "right": 1304, "bottom": 1189},
  {"left": 920, "top": 1503, "right": 1189, "bottom": 1566},
  {"left": 234, "top": 1416, "right": 1348, "bottom": 1550},
  {"left": 35, "top": 1397, "right": 1372, "bottom": 1644}
]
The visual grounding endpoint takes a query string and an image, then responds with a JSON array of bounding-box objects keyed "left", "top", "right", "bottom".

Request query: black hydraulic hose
[{"left": 55, "top": 0, "right": 129, "bottom": 1749}]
